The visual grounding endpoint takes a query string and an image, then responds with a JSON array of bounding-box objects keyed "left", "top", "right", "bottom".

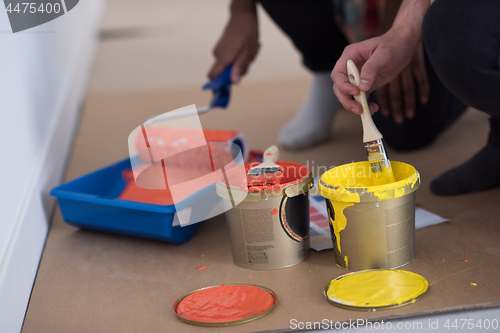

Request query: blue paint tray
[{"left": 51, "top": 158, "right": 203, "bottom": 244}]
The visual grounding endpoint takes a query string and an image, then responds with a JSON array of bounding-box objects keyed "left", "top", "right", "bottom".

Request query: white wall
[{"left": 0, "top": 1, "right": 104, "bottom": 332}]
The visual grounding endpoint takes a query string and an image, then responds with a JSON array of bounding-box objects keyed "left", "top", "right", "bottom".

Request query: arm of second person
[
  {"left": 331, "top": 0, "right": 431, "bottom": 115},
  {"left": 376, "top": 42, "right": 429, "bottom": 123},
  {"left": 376, "top": 0, "right": 430, "bottom": 123},
  {"left": 208, "top": 0, "right": 260, "bottom": 83}
]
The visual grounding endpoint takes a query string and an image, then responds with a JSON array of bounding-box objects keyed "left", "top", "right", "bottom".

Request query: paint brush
[
  {"left": 346, "top": 60, "right": 396, "bottom": 185},
  {"left": 246, "top": 145, "right": 284, "bottom": 188}
]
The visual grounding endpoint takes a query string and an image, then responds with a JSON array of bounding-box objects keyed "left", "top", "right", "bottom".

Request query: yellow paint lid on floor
[{"left": 324, "top": 269, "right": 428, "bottom": 310}]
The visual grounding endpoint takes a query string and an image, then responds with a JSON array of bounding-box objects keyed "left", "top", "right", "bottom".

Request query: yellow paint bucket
[{"left": 318, "top": 161, "right": 420, "bottom": 270}]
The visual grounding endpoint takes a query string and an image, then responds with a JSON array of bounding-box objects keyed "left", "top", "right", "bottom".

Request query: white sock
[{"left": 279, "top": 71, "right": 340, "bottom": 150}]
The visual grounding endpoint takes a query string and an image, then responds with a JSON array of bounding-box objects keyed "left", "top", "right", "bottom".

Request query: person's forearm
[
  {"left": 230, "top": 0, "right": 256, "bottom": 15},
  {"left": 379, "top": 0, "right": 403, "bottom": 34},
  {"left": 391, "top": 0, "right": 431, "bottom": 47}
]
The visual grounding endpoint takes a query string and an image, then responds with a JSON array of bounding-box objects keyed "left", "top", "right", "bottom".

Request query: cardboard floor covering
[{"left": 22, "top": 78, "right": 500, "bottom": 332}]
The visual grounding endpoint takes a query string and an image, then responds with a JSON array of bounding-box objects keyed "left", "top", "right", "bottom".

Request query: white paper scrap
[{"left": 414, "top": 206, "right": 449, "bottom": 229}]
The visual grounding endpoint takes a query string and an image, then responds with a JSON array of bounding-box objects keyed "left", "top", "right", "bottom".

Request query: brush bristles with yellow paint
[
  {"left": 346, "top": 60, "right": 396, "bottom": 185},
  {"left": 365, "top": 138, "right": 396, "bottom": 185}
]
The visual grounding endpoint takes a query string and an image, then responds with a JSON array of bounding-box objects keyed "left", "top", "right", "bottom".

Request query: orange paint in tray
[
  {"left": 119, "top": 168, "right": 174, "bottom": 205},
  {"left": 119, "top": 128, "right": 248, "bottom": 205}
]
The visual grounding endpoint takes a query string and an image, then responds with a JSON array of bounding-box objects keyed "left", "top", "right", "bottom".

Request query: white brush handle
[
  {"left": 263, "top": 145, "right": 279, "bottom": 164},
  {"left": 346, "top": 60, "right": 382, "bottom": 143}
]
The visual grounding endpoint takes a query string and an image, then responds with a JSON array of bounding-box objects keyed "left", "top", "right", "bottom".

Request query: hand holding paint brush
[{"left": 346, "top": 60, "right": 396, "bottom": 185}]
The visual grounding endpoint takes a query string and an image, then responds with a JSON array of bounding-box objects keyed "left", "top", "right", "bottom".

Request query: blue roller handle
[{"left": 202, "top": 64, "right": 233, "bottom": 109}]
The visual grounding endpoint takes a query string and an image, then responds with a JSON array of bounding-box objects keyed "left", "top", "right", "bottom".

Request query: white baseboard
[{"left": 0, "top": 2, "right": 104, "bottom": 332}]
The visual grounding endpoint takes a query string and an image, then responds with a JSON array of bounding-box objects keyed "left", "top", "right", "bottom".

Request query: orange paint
[
  {"left": 197, "top": 266, "right": 208, "bottom": 270},
  {"left": 241, "top": 162, "right": 310, "bottom": 192},
  {"left": 118, "top": 159, "right": 238, "bottom": 205},
  {"left": 136, "top": 127, "right": 240, "bottom": 164},
  {"left": 119, "top": 128, "right": 242, "bottom": 205},
  {"left": 176, "top": 285, "right": 275, "bottom": 323},
  {"left": 271, "top": 209, "right": 278, "bottom": 215},
  {"left": 118, "top": 168, "right": 175, "bottom": 205},
  {"left": 118, "top": 146, "right": 240, "bottom": 205}
]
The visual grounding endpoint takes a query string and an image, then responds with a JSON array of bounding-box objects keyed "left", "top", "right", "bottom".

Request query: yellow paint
[
  {"left": 344, "top": 256, "right": 349, "bottom": 269},
  {"left": 370, "top": 164, "right": 396, "bottom": 186},
  {"left": 318, "top": 161, "right": 420, "bottom": 269},
  {"left": 329, "top": 201, "right": 354, "bottom": 253},
  {"left": 471, "top": 283, "right": 477, "bottom": 286},
  {"left": 326, "top": 270, "right": 428, "bottom": 308},
  {"left": 324, "top": 161, "right": 418, "bottom": 197},
  {"left": 318, "top": 161, "right": 419, "bottom": 203}
]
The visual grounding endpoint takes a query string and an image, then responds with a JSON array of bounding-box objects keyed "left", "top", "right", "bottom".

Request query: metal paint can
[
  {"left": 217, "top": 162, "right": 313, "bottom": 270},
  {"left": 318, "top": 161, "right": 420, "bottom": 271}
]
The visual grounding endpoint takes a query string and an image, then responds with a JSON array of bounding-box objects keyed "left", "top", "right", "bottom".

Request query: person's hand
[
  {"left": 376, "top": 42, "right": 429, "bottom": 124},
  {"left": 331, "top": 28, "right": 419, "bottom": 115},
  {"left": 208, "top": 2, "right": 259, "bottom": 84}
]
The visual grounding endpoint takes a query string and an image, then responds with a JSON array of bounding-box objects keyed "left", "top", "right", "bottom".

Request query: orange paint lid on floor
[{"left": 174, "top": 284, "right": 277, "bottom": 326}]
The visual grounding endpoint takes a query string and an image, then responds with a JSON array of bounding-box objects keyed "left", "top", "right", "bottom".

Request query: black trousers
[
  {"left": 258, "top": 0, "right": 470, "bottom": 151},
  {"left": 258, "top": 0, "right": 348, "bottom": 72},
  {"left": 423, "top": 0, "right": 500, "bottom": 147}
]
